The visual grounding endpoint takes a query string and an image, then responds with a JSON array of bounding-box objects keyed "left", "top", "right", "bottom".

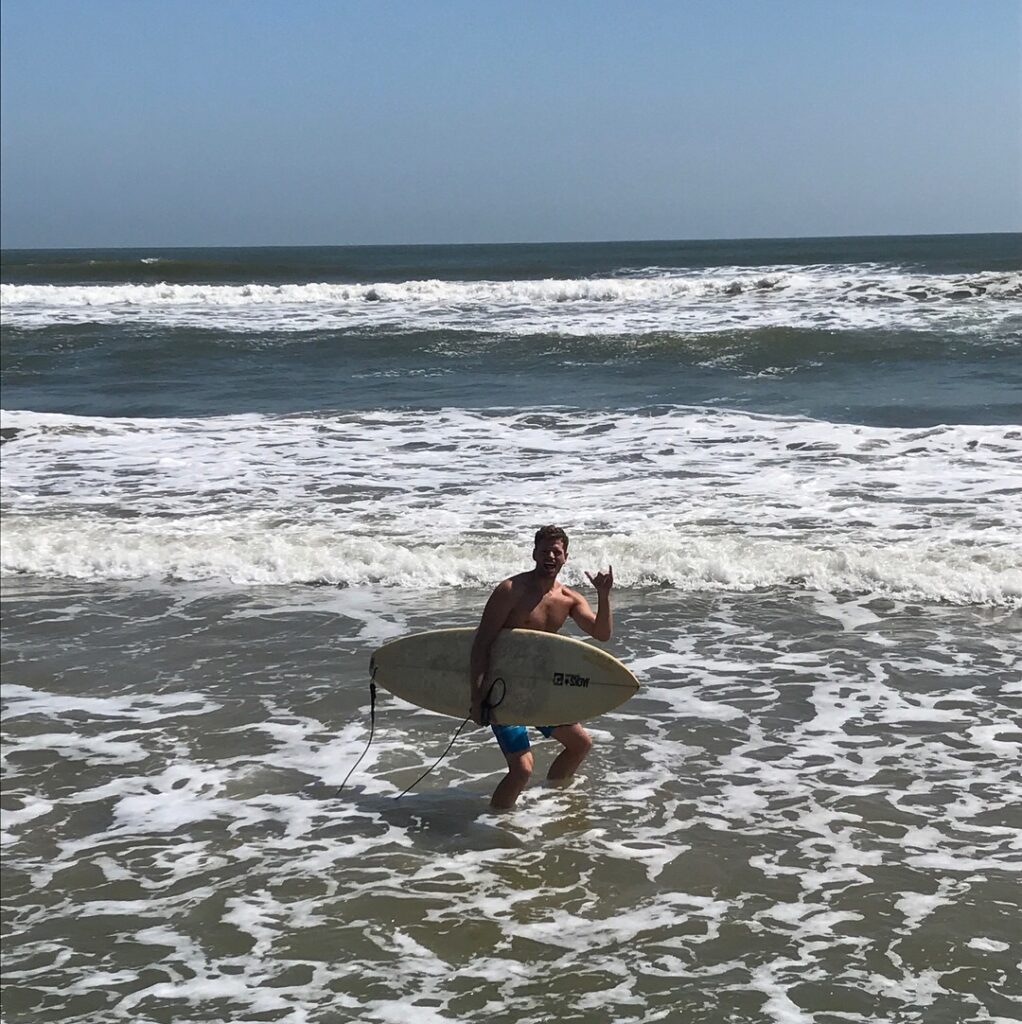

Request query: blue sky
[{"left": 2, "top": 0, "right": 1019, "bottom": 247}]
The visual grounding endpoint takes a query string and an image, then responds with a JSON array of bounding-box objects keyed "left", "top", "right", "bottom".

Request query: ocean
[{"left": 1, "top": 234, "right": 1020, "bottom": 1024}]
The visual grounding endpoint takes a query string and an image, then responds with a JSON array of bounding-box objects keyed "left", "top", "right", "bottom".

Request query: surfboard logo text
[{"left": 553, "top": 672, "right": 590, "bottom": 689}]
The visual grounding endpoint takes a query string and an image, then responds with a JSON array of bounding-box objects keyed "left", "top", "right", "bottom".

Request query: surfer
[{"left": 469, "top": 525, "right": 613, "bottom": 809}]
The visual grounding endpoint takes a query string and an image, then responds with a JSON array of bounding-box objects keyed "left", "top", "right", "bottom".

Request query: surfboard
[{"left": 370, "top": 628, "right": 639, "bottom": 725}]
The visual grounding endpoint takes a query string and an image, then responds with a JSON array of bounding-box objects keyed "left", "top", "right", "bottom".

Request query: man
[{"left": 469, "top": 525, "right": 614, "bottom": 810}]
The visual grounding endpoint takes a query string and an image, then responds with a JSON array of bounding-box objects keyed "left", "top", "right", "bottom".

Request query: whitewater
[
  {"left": 2, "top": 407, "right": 1020, "bottom": 605},
  {"left": 3, "top": 235, "right": 1020, "bottom": 1024},
  {"left": 3, "top": 264, "right": 1020, "bottom": 335}
]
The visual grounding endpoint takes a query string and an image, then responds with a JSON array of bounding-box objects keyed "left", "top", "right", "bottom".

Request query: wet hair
[{"left": 534, "top": 525, "right": 569, "bottom": 551}]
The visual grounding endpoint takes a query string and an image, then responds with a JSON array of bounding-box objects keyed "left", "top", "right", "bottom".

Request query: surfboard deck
[{"left": 370, "top": 628, "right": 639, "bottom": 725}]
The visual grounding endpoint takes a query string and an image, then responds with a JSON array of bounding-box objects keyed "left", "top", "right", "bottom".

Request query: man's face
[{"left": 533, "top": 539, "right": 568, "bottom": 578}]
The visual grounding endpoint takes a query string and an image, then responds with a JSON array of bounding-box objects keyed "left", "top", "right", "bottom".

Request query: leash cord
[
  {"left": 394, "top": 676, "right": 507, "bottom": 800},
  {"left": 480, "top": 676, "right": 506, "bottom": 726},
  {"left": 335, "top": 679, "right": 377, "bottom": 797},
  {"left": 394, "top": 714, "right": 472, "bottom": 800}
]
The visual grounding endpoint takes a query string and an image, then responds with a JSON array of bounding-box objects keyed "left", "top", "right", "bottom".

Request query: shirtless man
[{"left": 469, "top": 525, "right": 614, "bottom": 810}]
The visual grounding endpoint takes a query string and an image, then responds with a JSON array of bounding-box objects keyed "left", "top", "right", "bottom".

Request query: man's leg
[
  {"left": 490, "top": 724, "right": 533, "bottom": 810},
  {"left": 545, "top": 723, "right": 592, "bottom": 783},
  {"left": 491, "top": 749, "right": 534, "bottom": 810}
]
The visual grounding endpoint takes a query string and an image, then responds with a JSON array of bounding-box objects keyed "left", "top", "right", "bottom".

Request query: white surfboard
[{"left": 370, "top": 628, "right": 639, "bottom": 725}]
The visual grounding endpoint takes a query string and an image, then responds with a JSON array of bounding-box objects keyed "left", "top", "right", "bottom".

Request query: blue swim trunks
[{"left": 491, "top": 723, "right": 561, "bottom": 756}]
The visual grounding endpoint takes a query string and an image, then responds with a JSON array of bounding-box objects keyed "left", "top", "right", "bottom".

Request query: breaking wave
[
  {"left": 3, "top": 406, "right": 1019, "bottom": 606},
  {"left": 3, "top": 266, "right": 1019, "bottom": 335}
]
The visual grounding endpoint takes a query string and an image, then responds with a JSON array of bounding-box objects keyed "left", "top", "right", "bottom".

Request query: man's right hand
[{"left": 470, "top": 695, "right": 485, "bottom": 727}]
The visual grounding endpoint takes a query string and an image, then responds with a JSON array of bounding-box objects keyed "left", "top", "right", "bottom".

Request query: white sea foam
[
  {"left": 2, "top": 265, "right": 1019, "bottom": 334},
  {"left": 0, "top": 795, "right": 55, "bottom": 847},
  {"left": 2, "top": 581, "right": 1018, "bottom": 1023},
  {"left": 0, "top": 683, "right": 221, "bottom": 723},
  {"left": 968, "top": 938, "right": 1011, "bottom": 952},
  {"left": 3, "top": 406, "right": 1019, "bottom": 604}
]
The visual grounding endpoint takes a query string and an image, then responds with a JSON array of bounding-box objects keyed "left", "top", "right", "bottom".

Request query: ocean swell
[{"left": 3, "top": 267, "right": 1019, "bottom": 336}]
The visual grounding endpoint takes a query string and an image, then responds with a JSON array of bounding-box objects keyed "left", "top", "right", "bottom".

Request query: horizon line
[{"left": 2, "top": 229, "right": 1020, "bottom": 254}]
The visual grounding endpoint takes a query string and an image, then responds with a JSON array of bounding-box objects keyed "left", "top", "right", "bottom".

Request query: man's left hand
[{"left": 585, "top": 566, "right": 614, "bottom": 594}]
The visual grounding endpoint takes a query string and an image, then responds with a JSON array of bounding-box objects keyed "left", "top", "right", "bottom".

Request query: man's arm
[
  {"left": 570, "top": 567, "right": 614, "bottom": 641},
  {"left": 469, "top": 579, "right": 517, "bottom": 725}
]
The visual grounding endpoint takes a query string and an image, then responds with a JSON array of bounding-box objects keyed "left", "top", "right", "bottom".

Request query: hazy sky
[{"left": 2, "top": 0, "right": 1020, "bottom": 248}]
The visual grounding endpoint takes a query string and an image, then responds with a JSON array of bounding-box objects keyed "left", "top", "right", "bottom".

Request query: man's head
[{"left": 533, "top": 525, "right": 569, "bottom": 578}]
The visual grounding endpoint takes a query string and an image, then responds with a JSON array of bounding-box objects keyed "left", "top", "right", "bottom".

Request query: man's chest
[{"left": 508, "top": 591, "right": 573, "bottom": 630}]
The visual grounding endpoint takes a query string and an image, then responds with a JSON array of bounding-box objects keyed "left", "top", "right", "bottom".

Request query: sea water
[{"left": 1, "top": 235, "right": 1020, "bottom": 1023}]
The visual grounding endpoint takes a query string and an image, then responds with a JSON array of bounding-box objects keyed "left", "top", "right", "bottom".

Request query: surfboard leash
[
  {"left": 479, "top": 676, "right": 506, "bottom": 726},
  {"left": 394, "top": 714, "right": 473, "bottom": 800},
  {"left": 335, "top": 666, "right": 379, "bottom": 797},
  {"left": 394, "top": 677, "right": 507, "bottom": 800},
  {"left": 336, "top": 672, "right": 508, "bottom": 800}
]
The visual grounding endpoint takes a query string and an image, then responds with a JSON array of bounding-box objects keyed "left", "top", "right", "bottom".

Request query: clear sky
[{"left": 1, "top": 0, "right": 1020, "bottom": 248}]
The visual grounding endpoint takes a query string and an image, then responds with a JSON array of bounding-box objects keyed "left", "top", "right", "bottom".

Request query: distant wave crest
[{"left": 3, "top": 267, "right": 1019, "bottom": 335}]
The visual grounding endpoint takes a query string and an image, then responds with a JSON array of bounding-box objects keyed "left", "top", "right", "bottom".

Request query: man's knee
[
  {"left": 506, "top": 751, "right": 534, "bottom": 782},
  {"left": 573, "top": 730, "right": 593, "bottom": 758},
  {"left": 554, "top": 725, "right": 592, "bottom": 757}
]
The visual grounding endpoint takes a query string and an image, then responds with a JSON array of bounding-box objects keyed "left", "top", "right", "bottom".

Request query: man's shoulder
[
  {"left": 494, "top": 573, "right": 529, "bottom": 594},
  {"left": 558, "top": 583, "right": 585, "bottom": 603}
]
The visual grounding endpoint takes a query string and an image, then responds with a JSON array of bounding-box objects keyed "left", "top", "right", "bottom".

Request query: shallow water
[
  {"left": 3, "top": 578, "right": 1019, "bottom": 1023},
  {"left": 3, "top": 235, "right": 1020, "bottom": 1022}
]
